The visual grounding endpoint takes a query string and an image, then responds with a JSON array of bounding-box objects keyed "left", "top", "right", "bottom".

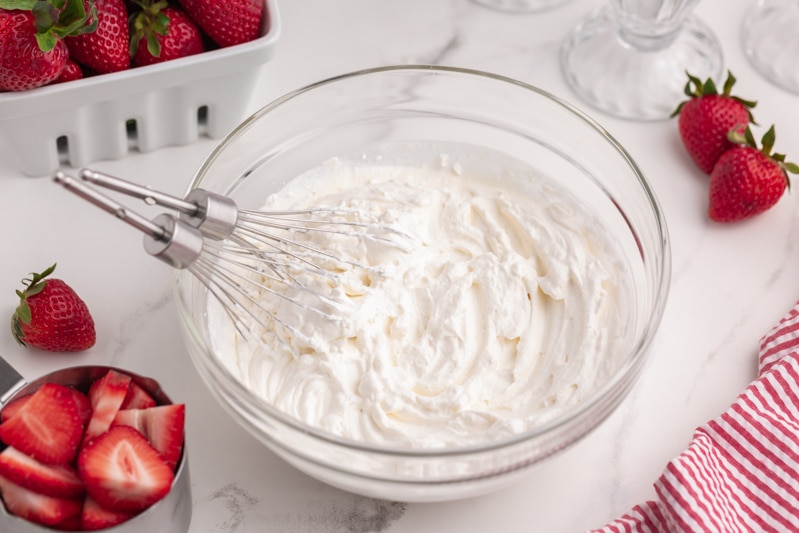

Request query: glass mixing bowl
[{"left": 174, "top": 65, "right": 671, "bottom": 502}]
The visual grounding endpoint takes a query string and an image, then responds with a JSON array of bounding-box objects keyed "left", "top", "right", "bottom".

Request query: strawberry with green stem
[
  {"left": 129, "top": 0, "right": 204, "bottom": 66},
  {"left": 672, "top": 71, "right": 757, "bottom": 174},
  {"left": 66, "top": 0, "right": 130, "bottom": 73},
  {"left": 708, "top": 125, "right": 799, "bottom": 222},
  {"left": 0, "top": 0, "right": 96, "bottom": 90},
  {"left": 10, "top": 263, "right": 96, "bottom": 352}
]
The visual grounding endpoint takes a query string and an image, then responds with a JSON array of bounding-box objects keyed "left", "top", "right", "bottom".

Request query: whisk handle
[
  {"left": 54, "top": 172, "right": 204, "bottom": 270},
  {"left": 80, "top": 169, "right": 238, "bottom": 241},
  {"left": 54, "top": 172, "right": 167, "bottom": 240},
  {"left": 80, "top": 169, "right": 199, "bottom": 216}
]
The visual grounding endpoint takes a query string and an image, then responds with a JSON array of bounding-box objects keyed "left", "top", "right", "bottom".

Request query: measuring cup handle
[{"left": 0, "top": 355, "right": 25, "bottom": 406}]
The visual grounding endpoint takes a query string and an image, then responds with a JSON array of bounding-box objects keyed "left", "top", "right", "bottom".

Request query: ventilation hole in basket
[
  {"left": 197, "top": 105, "right": 209, "bottom": 136},
  {"left": 126, "top": 119, "right": 139, "bottom": 150},
  {"left": 56, "top": 135, "right": 70, "bottom": 165}
]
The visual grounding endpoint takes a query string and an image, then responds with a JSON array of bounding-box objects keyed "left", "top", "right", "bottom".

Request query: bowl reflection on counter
[{"left": 174, "top": 65, "right": 671, "bottom": 502}]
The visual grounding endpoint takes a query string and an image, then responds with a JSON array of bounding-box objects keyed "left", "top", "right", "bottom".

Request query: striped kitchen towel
[{"left": 592, "top": 300, "right": 799, "bottom": 533}]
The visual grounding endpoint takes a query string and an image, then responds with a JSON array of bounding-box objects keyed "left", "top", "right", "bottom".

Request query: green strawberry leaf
[
  {"left": 33, "top": 30, "right": 57, "bottom": 52},
  {"left": 145, "top": 31, "right": 161, "bottom": 57},
  {"left": 721, "top": 70, "right": 736, "bottom": 95},
  {"left": 784, "top": 162, "right": 799, "bottom": 174},
  {"left": 760, "top": 125, "right": 776, "bottom": 156},
  {"left": 702, "top": 77, "right": 718, "bottom": 95},
  {"left": 0, "top": 0, "right": 37, "bottom": 9},
  {"left": 15, "top": 301, "right": 32, "bottom": 325},
  {"left": 31, "top": 1, "right": 59, "bottom": 33}
]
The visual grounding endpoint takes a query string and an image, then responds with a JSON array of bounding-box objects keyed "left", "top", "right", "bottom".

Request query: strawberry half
[
  {"left": 672, "top": 71, "right": 757, "bottom": 174},
  {"left": 0, "top": 475, "right": 83, "bottom": 528},
  {"left": 708, "top": 125, "right": 798, "bottom": 222},
  {"left": 84, "top": 370, "right": 132, "bottom": 443},
  {"left": 0, "top": 447, "right": 85, "bottom": 499},
  {"left": 81, "top": 495, "right": 137, "bottom": 531},
  {"left": 112, "top": 404, "right": 185, "bottom": 470},
  {"left": 10, "top": 264, "right": 96, "bottom": 352},
  {"left": 0, "top": 383, "right": 83, "bottom": 465},
  {"left": 0, "top": 393, "right": 32, "bottom": 423},
  {"left": 120, "top": 381, "right": 157, "bottom": 410},
  {"left": 78, "top": 425, "right": 174, "bottom": 513}
]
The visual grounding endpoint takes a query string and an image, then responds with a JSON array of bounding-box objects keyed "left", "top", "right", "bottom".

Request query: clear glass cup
[
  {"left": 471, "top": 0, "right": 573, "bottom": 12},
  {"left": 561, "top": 0, "right": 724, "bottom": 120},
  {"left": 743, "top": 0, "right": 799, "bottom": 94}
]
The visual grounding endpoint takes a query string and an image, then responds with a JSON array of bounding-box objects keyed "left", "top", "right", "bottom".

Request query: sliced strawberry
[
  {"left": 81, "top": 495, "right": 137, "bottom": 530},
  {"left": 0, "top": 447, "right": 85, "bottom": 499},
  {"left": 120, "top": 381, "right": 157, "bottom": 410},
  {"left": 0, "top": 474, "right": 82, "bottom": 528},
  {"left": 84, "top": 370, "right": 132, "bottom": 443},
  {"left": 77, "top": 426, "right": 173, "bottom": 513},
  {"left": 69, "top": 387, "right": 92, "bottom": 429},
  {"left": 53, "top": 511, "right": 84, "bottom": 531},
  {"left": 0, "top": 383, "right": 82, "bottom": 465},
  {"left": 1, "top": 393, "right": 32, "bottom": 423},
  {"left": 112, "top": 404, "right": 185, "bottom": 471}
]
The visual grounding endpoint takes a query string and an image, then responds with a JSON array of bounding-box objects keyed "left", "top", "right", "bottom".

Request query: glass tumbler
[
  {"left": 561, "top": 0, "right": 724, "bottom": 120},
  {"left": 471, "top": 0, "right": 573, "bottom": 12},
  {"left": 743, "top": 0, "right": 799, "bottom": 94}
]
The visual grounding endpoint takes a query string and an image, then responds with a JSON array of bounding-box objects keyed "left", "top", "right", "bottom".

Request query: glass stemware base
[
  {"left": 471, "top": 0, "right": 573, "bottom": 12},
  {"left": 561, "top": 5, "right": 724, "bottom": 121},
  {"left": 743, "top": 0, "right": 799, "bottom": 94}
]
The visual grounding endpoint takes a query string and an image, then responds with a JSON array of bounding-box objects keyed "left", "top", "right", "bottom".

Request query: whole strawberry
[
  {"left": 672, "top": 71, "right": 757, "bottom": 174},
  {"left": 130, "top": 2, "right": 204, "bottom": 67},
  {"left": 66, "top": 0, "right": 130, "bottom": 74},
  {"left": 0, "top": 0, "right": 96, "bottom": 91},
  {"left": 177, "top": 0, "right": 262, "bottom": 48},
  {"left": 11, "top": 264, "right": 96, "bottom": 352},
  {"left": 708, "top": 126, "right": 798, "bottom": 223}
]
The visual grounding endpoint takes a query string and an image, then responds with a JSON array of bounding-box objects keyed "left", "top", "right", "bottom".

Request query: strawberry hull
[
  {"left": 0, "top": 364, "right": 192, "bottom": 533},
  {"left": 0, "top": 0, "right": 281, "bottom": 177}
]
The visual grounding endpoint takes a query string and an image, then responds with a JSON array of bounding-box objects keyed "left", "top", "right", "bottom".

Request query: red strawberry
[
  {"left": 0, "top": 475, "right": 83, "bottom": 528},
  {"left": 0, "top": 9, "right": 68, "bottom": 91},
  {"left": 69, "top": 387, "right": 93, "bottom": 428},
  {"left": 84, "top": 370, "right": 132, "bottom": 443},
  {"left": 673, "top": 71, "right": 757, "bottom": 174},
  {"left": 130, "top": 3, "right": 204, "bottom": 67},
  {"left": 1, "top": 393, "right": 32, "bottom": 422},
  {"left": 11, "top": 264, "right": 96, "bottom": 352},
  {"left": 178, "top": 0, "right": 262, "bottom": 48},
  {"left": 0, "top": 447, "right": 85, "bottom": 499},
  {"left": 708, "top": 125, "right": 798, "bottom": 222},
  {"left": 112, "top": 404, "right": 185, "bottom": 470},
  {"left": 77, "top": 425, "right": 174, "bottom": 513},
  {"left": 120, "top": 381, "right": 157, "bottom": 410},
  {"left": 53, "top": 58, "right": 84, "bottom": 83},
  {"left": 0, "top": 0, "right": 96, "bottom": 91},
  {"left": 81, "top": 495, "right": 137, "bottom": 530},
  {"left": 0, "top": 383, "right": 83, "bottom": 464},
  {"left": 66, "top": 0, "right": 130, "bottom": 73}
]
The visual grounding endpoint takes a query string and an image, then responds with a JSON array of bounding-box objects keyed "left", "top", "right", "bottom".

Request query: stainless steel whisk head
[{"left": 53, "top": 169, "right": 413, "bottom": 346}]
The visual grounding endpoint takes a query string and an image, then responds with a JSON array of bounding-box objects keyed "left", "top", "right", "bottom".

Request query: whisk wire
[{"left": 54, "top": 168, "right": 413, "bottom": 347}]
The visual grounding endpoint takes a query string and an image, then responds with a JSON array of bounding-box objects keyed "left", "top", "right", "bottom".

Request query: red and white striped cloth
[{"left": 593, "top": 301, "right": 799, "bottom": 533}]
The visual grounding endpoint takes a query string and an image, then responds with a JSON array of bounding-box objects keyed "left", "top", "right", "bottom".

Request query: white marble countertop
[{"left": 1, "top": 0, "right": 798, "bottom": 531}]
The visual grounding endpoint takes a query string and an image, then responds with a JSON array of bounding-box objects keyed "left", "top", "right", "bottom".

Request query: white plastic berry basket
[{"left": 0, "top": 0, "right": 281, "bottom": 177}]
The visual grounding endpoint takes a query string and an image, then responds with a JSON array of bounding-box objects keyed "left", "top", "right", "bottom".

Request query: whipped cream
[{"left": 209, "top": 145, "right": 631, "bottom": 449}]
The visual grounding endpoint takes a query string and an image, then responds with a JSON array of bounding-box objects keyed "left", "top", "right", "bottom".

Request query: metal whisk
[{"left": 53, "top": 169, "right": 413, "bottom": 345}]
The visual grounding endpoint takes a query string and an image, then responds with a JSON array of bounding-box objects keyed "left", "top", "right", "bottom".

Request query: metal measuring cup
[{"left": 0, "top": 356, "right": 192, "bottom": 533}]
